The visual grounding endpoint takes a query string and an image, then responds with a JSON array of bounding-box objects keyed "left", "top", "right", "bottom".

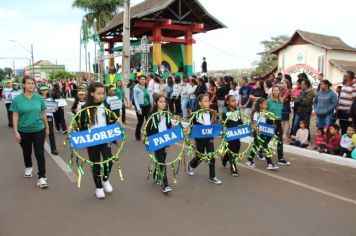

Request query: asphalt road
[{"left": 1, "top": 100, "right": 356, "bottom": 236}]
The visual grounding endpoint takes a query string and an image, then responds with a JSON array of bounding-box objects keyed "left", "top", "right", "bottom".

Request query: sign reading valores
[{"left": 69, "top": 123, "right": 124, "bottom": 149}]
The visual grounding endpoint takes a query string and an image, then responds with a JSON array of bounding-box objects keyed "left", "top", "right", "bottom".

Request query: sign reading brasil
[
  {"left": 258, "top": 122, "right": 275, "bottom": 137},
  {"left": 69, "top": 123, "right": 124, "bottom": 149},
  {"left": 189, "top": 123, "right": 223, "bottom": 139},
  {"left": 146, "top": 125, "right": 184, "bottom": 152},
  {"left": 226, "top": 125, "right": 252, "bottom": 141}
]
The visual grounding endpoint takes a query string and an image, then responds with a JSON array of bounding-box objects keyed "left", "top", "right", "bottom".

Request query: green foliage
[
  {"left": 254, "top": 35, "right": 289, "bottom": 76},
  {"left": 4, "top": 67, "right": 13, "bottom": 77},
  {"left": 72, "top": 0, "right": 124, "bottom": 31},
  {"left": 49, "top": 71, "right": 75, "bottom": 80}
]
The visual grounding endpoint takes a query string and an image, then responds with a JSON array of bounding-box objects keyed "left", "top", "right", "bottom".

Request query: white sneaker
[
  {"left": 162, "top": 186, "right": 172, "bottom": 193},
  {"left": 24, "top": 167, "right": 33, "bottom": 178},
  {"left": 186, "top": 164, "right": 195, "bottom": 176},
  {"left": 102, "top": 180, "right": 113, "bottom": 193},
  {"left": 209, "top": 177, "right": 222, "bottom": 185},
  {"left": 95, "top": 188, "right": 105, "bottom": 199},
  {"left": 37, "top": 178, "right": 48, "bottom": 189},
  {"left": 245, "top": 161, "right": 256, "bottom": 168},
  {"left": 342, "top": 153, "right": 347, "bottom": 158},
  {"left": 266, "top": 164, "right": 279, "bottom": 170}
]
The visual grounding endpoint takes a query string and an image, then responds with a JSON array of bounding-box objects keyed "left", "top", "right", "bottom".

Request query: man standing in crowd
[
  {"left": 201, "top": 57, "right": 207, "bottom": 76},
  {"left": 316, "top": 73, "right": 323, "bottom": 92},
  {"left": 239, "top": 77, "right": 253, "bottom": 116},
  {"left": 337, "top": 70, "right": 356, "bottom": 134},
  {"left": 291, "top": 79, "right": 315, "bottom": 135},
  {"left": 216, "top": 77, "right": 230, "bottom": 114}
]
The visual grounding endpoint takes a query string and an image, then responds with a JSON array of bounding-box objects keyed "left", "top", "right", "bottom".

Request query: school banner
[
  {"left": 146, "top": 125, "right": 184, "bottom": 152},
  {"left": 69, "top": 123, "right": 124, "bottom": 150},
  {"left": 258, "top": 123, "right": 275, "bottom": 137},
  {"left": 226, "top": 125, "right": 252, "bottom": 141},
  {"left": 189, "top": 123, "right": 223, "bottom": 139}
]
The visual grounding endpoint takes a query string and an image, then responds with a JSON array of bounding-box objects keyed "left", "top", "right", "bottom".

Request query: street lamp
[{"left": 9, "top": 40, "right": 35, "bottom": 77}]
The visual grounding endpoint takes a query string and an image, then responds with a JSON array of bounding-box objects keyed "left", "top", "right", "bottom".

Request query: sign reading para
[
  {"left": 226, "top": 125, "right": 252, "bottom": 141},
  {"left": 69, "top": 123, "right": 124, "bottom": 149},
  {"left": 189, "top": 123, "right": 222, "bottom": 139},
  {"left": 146, "top": 125, "right": 184, "bottom": 152},
  {"left": 258, "top": 123, "right": 275, "bottom": 137}
]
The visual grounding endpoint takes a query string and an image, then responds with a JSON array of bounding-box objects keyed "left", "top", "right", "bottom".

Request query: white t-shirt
[
  {"left": 153, "top": 83, "right": 160, "bottom": 94},
  {"left": 158, "top": 116, "right": 167, "bottom": 132},
  {"left": 77, "top": 101, "right": 86, "bottom": 111},
  {"left": 253, "top": 111, "right": 266, "bottom": 123},
  {"left": 228, "top": 89, "right": 240, "bottom": 102},
  {"left": 11, "top": 90, "right": 22, "bottom": 100},
  {"left": 2, "top": 88, "right": 13, "bottom": 104},
  {"left": 92, "top": 104, "right": 107, "bottom": 129}
]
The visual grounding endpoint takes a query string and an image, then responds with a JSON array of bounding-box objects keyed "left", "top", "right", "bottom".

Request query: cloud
[{"left": 0, "top": 8, "right": 23, "bottom": 19}]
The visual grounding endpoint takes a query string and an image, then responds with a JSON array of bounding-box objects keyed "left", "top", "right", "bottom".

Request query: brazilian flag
[{"left": 105, "top": 73, "right": 121, "bottom": 86}]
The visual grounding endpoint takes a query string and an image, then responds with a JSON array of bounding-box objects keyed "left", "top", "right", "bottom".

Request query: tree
[
  {"left": 49, "top": 71, "right": 75, "bottom": 80},
  {"left": 254, "top": 35, "right": 289, "bottom": 76},
  {"left": 4, "top": 67, "right": 13, "bottom": 77},
  {"left": 72, "top": 0, "right": 124, "bottom": 31}
]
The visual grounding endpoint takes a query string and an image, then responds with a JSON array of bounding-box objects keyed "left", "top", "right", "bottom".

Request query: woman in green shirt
[
  {"left": 267, "top": 85, "right": 290, "bottom": 166},
  {"left": 116, "top": 80, "right": 128, "bottom": 123},
  {"left": 10, "top": 76, "right": 49, "bottom": 189}
]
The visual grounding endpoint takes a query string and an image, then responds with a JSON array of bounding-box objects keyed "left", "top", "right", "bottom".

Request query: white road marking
[
  {"left": 65, "top": 108, "right": 356, "bottom": 205},
  {"left": 44, "top": 142, "right": 77, "bottom": 183}
]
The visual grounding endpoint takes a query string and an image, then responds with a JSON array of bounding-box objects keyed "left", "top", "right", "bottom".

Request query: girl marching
[
  {"left": 145, "top": 95, "right": 173, "bottom": 193},
  {"left": 222, "top": 95, "right": 241, "bottom": 177},
  {"left": 39, "top": 85, "right": 59, "bottom": 155},
  {"left": 186, "top": 94, "right": 222, "bottom": 184}
]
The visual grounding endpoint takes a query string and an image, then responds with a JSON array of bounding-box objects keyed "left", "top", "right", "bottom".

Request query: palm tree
[{"left": 73, "top": 0, "right": 124, "bottom": 31}]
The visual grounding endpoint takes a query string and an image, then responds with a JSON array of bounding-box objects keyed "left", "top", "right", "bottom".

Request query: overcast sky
[{"left": 1, "top": 0, "right": 356, "bottom": 73}]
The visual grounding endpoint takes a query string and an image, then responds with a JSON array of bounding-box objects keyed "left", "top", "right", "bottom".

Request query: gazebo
[{"left": 99, "top": 0, "right": 226, "bottom": 75}]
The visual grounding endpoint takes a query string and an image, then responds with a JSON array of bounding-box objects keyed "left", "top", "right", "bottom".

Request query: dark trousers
[
  {"left": 340, "top": 147, "right": 352, "bottom": 157},
  {"left": 87, "top": 144, "right": 113, "bottom": 188},
  {"left": 5, "top": 103, "right": 13, "bottom": 126},
  {"left": 189, "top": 138, "right": 216, "bottom": 178},
  {"left": 223, "top": 139, "right": 240, "bottom": 173},
  {"left": 269, "top": 120, "right": 284, "bottom": 161},
  {"left": 135, "top": 105, "right": 151, "bottom": 139},
  {"left": 173, "top": 97, "right": 181, "bottom": 115},
  {"left": 54, "top": 107, "right": 67, "bottom": 131},
  {"left": 47, "top": 117, "right": 57, "bottom": 152},
  {"left": 337, "top": 110, "right": 350, "bottom": 135},
  {"left": 248, "top": 134, "right": 273, "bottom": 165},
  {"left": 153, "top": 148, "right": 168, "bottom": 188},
  {"left": 168, "top": 98, "right": 174, "bottom": 114},
  {"left": 121, "top": 102, "right": 126, "bottom": 123},
  {"left": 19, "top": 129, "right": 46, "bottom": 178}
]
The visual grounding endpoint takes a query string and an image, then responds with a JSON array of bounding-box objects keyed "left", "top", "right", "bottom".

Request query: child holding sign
[
  {"left": 246, "top": 98, "right": 279, "bottom": 170},
  {"left": 106, "top": 86, "right": 122, "bottom": 118},
  {"left": 75, "top": 83, "right": 115, "bottom": 199},
  {"left": 222, "top": 95, "right": 242, "bottom": 177},
  {"left": 186, "top": 94, "right": 222, "bottom": 185},
  {"left": 71, "top": 91, "right": 86, "bottom": 115},
  {"left": 2, "top": 80, "right": 13, "bottom": 127},
  {"left": 39, "top": 85, "right": 59, "bottom": 155},
  {"left": 146, "top": 95, "right": 173, "bottom": 193}
]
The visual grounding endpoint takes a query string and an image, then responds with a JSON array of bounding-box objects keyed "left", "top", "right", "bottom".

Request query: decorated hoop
[
  {"left": 142, "top": 111, "right": 185, "bottom": 185},
  {"left": 185, "top": 108, "right": 225, "bottom": 162},
  {"left": 66, "top": 105, "right": 126, "bottom": 187},
  {"left": 253, "top": 111, "right": 280, "bottom": 159},
  {"left": 219, "top": 109, "right": 254, "bottom": 165}
]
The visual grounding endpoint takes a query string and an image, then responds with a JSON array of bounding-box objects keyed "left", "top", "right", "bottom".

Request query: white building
[{"left": 271, "top": 30, "right": 356, "bottom": 86}]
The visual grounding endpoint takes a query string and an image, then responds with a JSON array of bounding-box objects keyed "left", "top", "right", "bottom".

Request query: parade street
[{"left": 1, "top": 100, "right": 356, "bottom": 236}]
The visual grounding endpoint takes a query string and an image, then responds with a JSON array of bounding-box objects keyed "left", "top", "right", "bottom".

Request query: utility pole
[
  {"left": 31, "top": 44, "right": 34, "bottom": 77},
  {"left": 13, "top": 60, "right": 15, "bottom": 77},
  {"left": 88, "top": 52, "right": 91, "bottom": 82},
  {"left": 122, "top": 0, "right": 131, "bottom": 83}
]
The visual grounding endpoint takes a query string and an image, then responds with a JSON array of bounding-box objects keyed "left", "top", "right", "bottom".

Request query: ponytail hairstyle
[
  {"left": 196, "top": 93, "right": 209, "bottom": 109},
  {"left": 225, "top": 94, "right": 235, "bottom": 108},
  {"left": 86, "top": 82, "right": 105, "bottom": 125},
  {"left": 251, "top": 97, "right": 266, "bottom": 119}
]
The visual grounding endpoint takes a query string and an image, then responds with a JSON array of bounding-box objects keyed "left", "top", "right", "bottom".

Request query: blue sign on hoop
[
  {"left": 189, "top": 123, "right": 223, "bottom": 139},
  {"left": 226, "top": 125, "right": 252, "bottom": 141},
  {"left": 258, "top": 122, "right": 275, "bottom": 137},
  {"left": 69, "top": 123, "right": 124, "bottom": 149},
  {"left": 146, "top": 125, "right": 184, "bottom": 152}
]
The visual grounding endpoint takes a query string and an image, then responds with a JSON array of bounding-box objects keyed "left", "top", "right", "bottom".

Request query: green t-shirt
[
  {"left": 116, "top": 87, "right": 125, "bottom": 100},
  {"left": 10, "top": 93, "right": 46, "bottom": 133},
  {"left": 142, "top": 88, "right": 150, "bottom": 106},
  {"left": 267, "top": 98, "right": 283, "bottom": 120}
]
